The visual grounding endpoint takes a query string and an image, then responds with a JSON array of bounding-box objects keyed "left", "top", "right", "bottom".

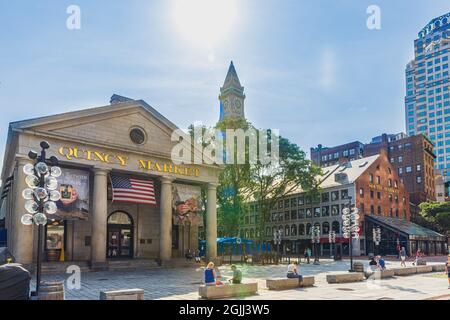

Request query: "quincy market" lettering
[{"left": 59, "top": 146, "right": 128, "bottom": 166}]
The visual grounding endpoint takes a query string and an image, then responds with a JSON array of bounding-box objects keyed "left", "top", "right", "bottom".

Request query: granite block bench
[
  {"left": 198, "top": 283, "right": 258, "bottom": 299},
  {"left": 415, "top": 265, "right": 433, "bottom": 273},
  {"left": 364, "top": 269, "right": 395, "bottom": 279},
  {"left": 100, "top": 289, "right": 144, "bottom": 300},
  {"left": 326, "top": 272, "right": 365, "bottom": 284},
  {"left": 393, "top": 267, "right": 417, "bottom": 276},
  {"left": 266, "top": 276, "right": 315, "bottom": 290},
  {"left": 431, "top": 264, "right": 446, "bottom": 272}
]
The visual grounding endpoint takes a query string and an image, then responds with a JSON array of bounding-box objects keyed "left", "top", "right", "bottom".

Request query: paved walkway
[{"left": 34, "top": 258, "right": 449, "bottom": 300}]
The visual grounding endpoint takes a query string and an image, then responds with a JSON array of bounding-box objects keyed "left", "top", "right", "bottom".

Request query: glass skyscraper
[{"left": 405, "top": 12, "right": 450, "bottom": 182}]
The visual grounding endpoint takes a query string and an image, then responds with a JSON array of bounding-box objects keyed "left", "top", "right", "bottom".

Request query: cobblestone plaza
[{"left": 35, "top": 258, "right": 449, "bottom": 300}]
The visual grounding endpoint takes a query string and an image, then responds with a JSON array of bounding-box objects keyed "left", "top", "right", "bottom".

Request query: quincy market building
[{"left": 0, "top": 95, "right": 221, "bottom": 270}]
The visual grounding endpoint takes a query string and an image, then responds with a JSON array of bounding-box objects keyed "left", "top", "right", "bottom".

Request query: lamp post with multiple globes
[
  {"left": 21, "top": 141, "right": 61, "bottom": 296},
  {"left": 342, "top": 196, "right": 360, "bottom": 272}
]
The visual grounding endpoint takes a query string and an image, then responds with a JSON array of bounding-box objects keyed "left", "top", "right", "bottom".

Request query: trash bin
[
  {"left": 353, "top": 262, "right": 364, "bottom": 273},
  {"left": 0, "top": 263, "right": 31, "bottom": 300}
]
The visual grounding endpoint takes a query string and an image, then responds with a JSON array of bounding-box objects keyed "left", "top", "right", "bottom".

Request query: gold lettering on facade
[{"left": 58, "top": 145, "right": 200, "bottom": 177}]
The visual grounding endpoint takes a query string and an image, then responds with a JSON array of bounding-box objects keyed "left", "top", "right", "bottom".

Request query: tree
[
  {"left": 418, "top": 202, "right": 450, "bottom": 237},
  {"left": 248, "top": 133, "right": 321, "bottom": 243},
  {"left": 215, "top": 118, "right": 253, "bottom": 237}
]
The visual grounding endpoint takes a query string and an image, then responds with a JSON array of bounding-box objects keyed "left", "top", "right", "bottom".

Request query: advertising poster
[
  {"left": 172, "top": 183, "right": 203, "bottom": 226},
  {"left": 55, "top": 168, "right": 90, "bottom": 220}
]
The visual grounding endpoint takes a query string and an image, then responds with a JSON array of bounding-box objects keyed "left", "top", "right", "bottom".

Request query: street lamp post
[
  {"left": 328, "top": 230, "right": 336, "bottom": 259},
  {"left": 373, "top": 226, "right": 381, "bottom": 256},
  {"left": 21, "top": 141, "right": 61, "bottom": 296},
  {"left": 273, "top": 229, "right": 282, "bottom": 264},
  {"left": 311, "top": 226, "right": 320, "bottom": 265},
  {"left": 342, "top": 196, "right": 360, "bottom": 272}
]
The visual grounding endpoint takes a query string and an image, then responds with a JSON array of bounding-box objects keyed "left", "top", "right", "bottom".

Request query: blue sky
[{"left": 1, "top": 0, "right": 450, "bottom": 172}]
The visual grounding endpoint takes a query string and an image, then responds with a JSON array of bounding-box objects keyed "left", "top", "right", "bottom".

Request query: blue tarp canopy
[{"left": 216, "top": 237, "right": 253, "bottom": 245}]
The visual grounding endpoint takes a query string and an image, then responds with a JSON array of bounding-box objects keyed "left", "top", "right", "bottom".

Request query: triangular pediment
[{"left": 12, "top": 99, "right": 180, "bottom": 158}]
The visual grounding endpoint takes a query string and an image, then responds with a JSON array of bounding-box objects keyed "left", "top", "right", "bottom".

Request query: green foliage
[{"left": 418, "top": 202, "right": 450, "bottom": 236}]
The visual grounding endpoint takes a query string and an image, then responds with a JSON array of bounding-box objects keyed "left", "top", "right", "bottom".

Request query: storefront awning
[{"left": 365, "top": 215, "right": 445, "bottom": 241}]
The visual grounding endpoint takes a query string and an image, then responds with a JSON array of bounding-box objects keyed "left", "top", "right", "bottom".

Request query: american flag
[{"left": 110, "top": 175, "right": 156, "bottom": 205}]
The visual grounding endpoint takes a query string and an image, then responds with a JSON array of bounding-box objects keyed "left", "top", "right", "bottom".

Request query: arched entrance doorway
[{"left": 107, "top": 211, "right": 134, "bottom": 258}]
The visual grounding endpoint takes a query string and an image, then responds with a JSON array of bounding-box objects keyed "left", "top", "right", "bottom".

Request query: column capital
[
  {"left": 207, "top": 182, "right": 219, "bottom": 190},
  {"left": 159, "top": 175, "right": 175, "bottom": 184},
  {"left": 92, "top": 167, "right": 111, "bottom": 175}
]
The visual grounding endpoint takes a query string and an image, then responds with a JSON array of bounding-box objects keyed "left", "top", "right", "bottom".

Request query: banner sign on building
[
  {"left": 55, "top": 168, "right": 90, "bottom": 220},
  {"left": 172, "top": 183, "right": 203, "bottom": 226}
]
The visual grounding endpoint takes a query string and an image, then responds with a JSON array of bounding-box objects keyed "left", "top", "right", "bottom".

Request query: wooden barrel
[
  {"left": 38, "top": 281, "right": 65, "bottom": 300},
  {"left": 353, "top": 262, "right": 364, "bottom": 273}
]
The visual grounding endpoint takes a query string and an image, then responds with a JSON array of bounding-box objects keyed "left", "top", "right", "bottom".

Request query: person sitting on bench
[
  {"left": 287, "top": 262, "right": 303, "bottom": 281},
  {"left": 229, "top": 265, "right": 242, "bottom": 284}
]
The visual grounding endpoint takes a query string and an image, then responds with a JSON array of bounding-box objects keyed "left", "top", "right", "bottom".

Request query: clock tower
[{"left": 219, "top": 61, "right": 246, "bottom": 122}]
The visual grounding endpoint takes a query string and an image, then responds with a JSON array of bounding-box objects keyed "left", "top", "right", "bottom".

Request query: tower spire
[{"left": 218, "top": 61, "right": 245, "bottom": 122}]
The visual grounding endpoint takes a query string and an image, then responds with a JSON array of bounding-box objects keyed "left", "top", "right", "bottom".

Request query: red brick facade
[{"left": 355, "top": 150, "right": 410, "bottom": 231}]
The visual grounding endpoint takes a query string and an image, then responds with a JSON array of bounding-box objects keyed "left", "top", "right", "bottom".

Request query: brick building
[
  {"left": 240, "top": 151, "right": 446, "bottom": 257},
  {"left": 311, "top": 133, "right": 437, "bottom": 222}
]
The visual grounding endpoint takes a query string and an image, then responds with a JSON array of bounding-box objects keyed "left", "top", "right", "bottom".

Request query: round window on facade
[{"left": 129, "top": 127, "right": 147, "bottom": 145}]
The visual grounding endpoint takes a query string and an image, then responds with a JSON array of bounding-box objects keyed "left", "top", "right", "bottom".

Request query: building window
[
  {"left": 291, "top": 198, "right": 297, "bottom": 207},
  {"left": 398, "top": 167, "right": 403, "bottom": 175},
  {"left": 370, "top": 205, "right": 375, "bottom": 215},
  {"left": 359, "top": 188, "right": 364, "bottom": 198},
  {"left": 291, "top": 210, "right": 297, "bottom": 220},
  {"left": 322, "top": 206, "right": 330, "bottom": 217},
  {"left": 284, "top": 211, "right": 290, "bottom": 220},
  {"left": 299, "top": 224, "right": 305, "bottom": 235},
  {"left": 298, "top": 196, "right": 304, "bottom": 206},
  {"left": 306, "top": 208, "right": 312, "bottom": 218},
  {"left": 406, "top": 166, "right": 412, "bottom": 173},
  {"left": 331, "top": 191, "right": 339, "bottom": 201},
  {"left": 321, "top": 192, "right": 330, "bottom": 203},
  {"left": 331, "top": 205, "right": 340, "bottom": 216},
  {"left": 376, "top": 176, "right": 381, "bottom": 184},
  {"left": 284, "top": 199, "right": 290, "bottom": 208},
  {"left": 389, "top": 208, "right": 393, "bottom": 217},
  {"left": 398, "top": 156, "right": 403, "bottom": 163},
  {"left": 341, "top": 189, "right": 349, "bottom": 200},
  {"left": 417, "top": 176, "right": 422, "bottom": 184},
  {"left": 370, "top": 190, "right": 374, "bottom": 199},
  {"left": 390, "top": 158, "right": 395, "bottom": 163},
  {"left": 322, "top": 222, "right": 330, "bottom": 235},
  {"left": 389, "top": 194, "right": 393, "bottom": 202},
  {"left": 394, "top": 180, "right": 398, "bottom": 188},
  {"left": 378, "top": 206, "right": 382, "bottom": 215},
  {"left": 416, "top": 164, "right": 421, "bottom": 172},
  {"left": 369, "top": 174, "right": 374, "bottom": 183},
  {"left": 298, "top": 209, "right": 305, "bottom": 219},
  {"left": 305, "top": 196, "right": 311, "bottom": 205},
  {"left": 278, "top": 200, "right": 283, "bottom": 209},
  {"left": 313, "top": 207, "right": 321, "bottom": 217},
  {"left": 129, "top": 127, "right": 147, "bottom": 145},
  {"left": 377, "top": 192, "right": 381, "bottom": 199},
  {"left": 388, "top": 179, "right": 392, "bottom": 187}
]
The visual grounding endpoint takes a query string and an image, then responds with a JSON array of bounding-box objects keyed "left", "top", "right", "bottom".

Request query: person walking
[
  {"left": 400, "top": 247, "right": 407, "bottom": 267},
  {"left": 305, "top": 247, "right": 311, "bottom": 264}
]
